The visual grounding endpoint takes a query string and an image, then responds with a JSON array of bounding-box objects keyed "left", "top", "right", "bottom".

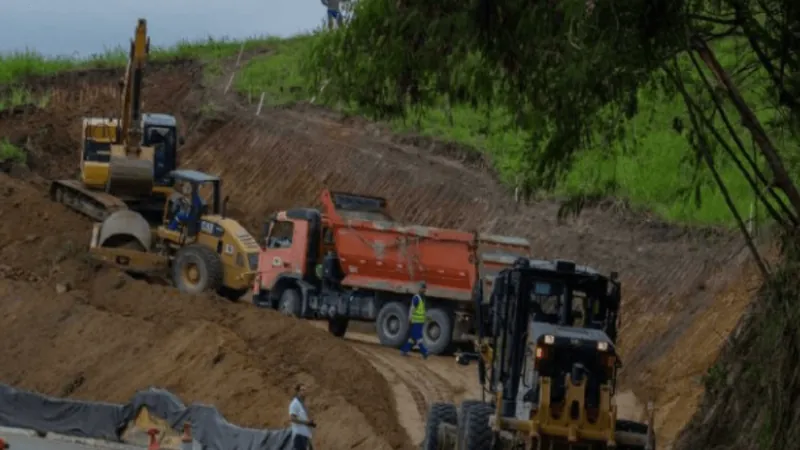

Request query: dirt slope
[
  {"left": 0, "top": 172, "right": 409, "bottom": 450},
  {"left": 0, "top": 56, "right": 760, "bottom": 449}
]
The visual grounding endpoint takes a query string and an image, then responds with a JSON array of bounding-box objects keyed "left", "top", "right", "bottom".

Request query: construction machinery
[
  {"left": 424, "top": 259, "right": 656, "bottom": 450},
  {"left": 89, "top": 169, "right": 261, "bottom": 300},
  {"left": 252, "top": 190, "right": 532, "bottom": 354},
  {"left": 50, "top": 18, "right": 182, "bottom": 223}
]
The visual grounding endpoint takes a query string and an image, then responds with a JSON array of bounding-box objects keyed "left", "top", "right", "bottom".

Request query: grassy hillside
[{"left": 1, "top": 33, "right": 796, "bottom": 226}]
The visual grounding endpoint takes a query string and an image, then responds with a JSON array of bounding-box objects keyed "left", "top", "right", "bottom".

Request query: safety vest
[{"left": 411, "top": 294, "right": 426, "bottom": 324}]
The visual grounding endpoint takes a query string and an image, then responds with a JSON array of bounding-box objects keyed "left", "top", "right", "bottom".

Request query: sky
[{"left": 0, "top": 0, "right": 325, "bottom": 56}]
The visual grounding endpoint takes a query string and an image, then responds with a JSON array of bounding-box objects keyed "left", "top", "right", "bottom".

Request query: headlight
[
  {"left": 544, "top": 334, "right": 555, "bottom": 344},
  {"left": 597, "top": 341, "right": 609, "bottom": 351}
]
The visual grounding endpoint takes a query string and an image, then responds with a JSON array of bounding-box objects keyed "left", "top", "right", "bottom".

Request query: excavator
[
  {"left": 50, "top": 18, "right": 182, "bottom": 223},
  {"left": 424, "top": 259, "right": 656, "bottom": 450}
]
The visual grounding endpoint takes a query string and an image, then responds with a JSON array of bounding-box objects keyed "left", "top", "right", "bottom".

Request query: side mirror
[{"left": 179, "top": 136, "right": 186, "bottom": 146}]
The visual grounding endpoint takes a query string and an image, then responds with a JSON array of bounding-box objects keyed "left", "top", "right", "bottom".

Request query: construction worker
[
  {"left": 289, "top": 383, "right": 316, "bottom": 450},
  {"left": 401, "top": 281, "right": 429, "bottom": 358},
  {"left": 168, "top": 182, "right": 203, "bottom": 231}
]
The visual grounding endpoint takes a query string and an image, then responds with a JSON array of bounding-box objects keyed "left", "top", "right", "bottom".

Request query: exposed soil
[{"left": 0, "top": 54, "right": 761, "bottom": 449}]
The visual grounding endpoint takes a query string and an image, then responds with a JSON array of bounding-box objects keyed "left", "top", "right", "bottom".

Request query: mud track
[{"left": 0, "top": 54, "right": 761, "bottom": 449}]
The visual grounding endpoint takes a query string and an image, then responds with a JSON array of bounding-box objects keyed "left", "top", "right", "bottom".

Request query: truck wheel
[
  {"left": 422, "top": 402, "right": 457, "bottom": 450},
  {"left": 172, "top": 245, "right": 223, "bottom": 294},
  {"left": 462, "top": 403, "right": 493, "bottom": 450},
  {"left": 424, "top": 307, "right": 454, "bottom": 355},
  {"left": 456, "top": 400, "right": 486, "bottom": 450},
  {"left": 279, "top": 289, "right": 302, "bottom": 317},
  {"left": 376, "top": 301, "right": 410, "bottom": 348},
  {"left": 328, "top": 317, "right": 349, "bottom": 337}
]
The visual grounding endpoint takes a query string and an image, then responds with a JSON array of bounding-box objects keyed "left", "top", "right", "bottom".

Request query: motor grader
[
  {"left": 424, "top": 259, "right": 655, "bottom": 450},
  {"left": 88, "top": 169, "right": 260, "bottom": 300}
]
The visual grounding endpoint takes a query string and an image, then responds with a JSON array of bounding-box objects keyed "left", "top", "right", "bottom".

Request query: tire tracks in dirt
[{"left": 308, "top": 323, "right": 478, "bottom": 446}]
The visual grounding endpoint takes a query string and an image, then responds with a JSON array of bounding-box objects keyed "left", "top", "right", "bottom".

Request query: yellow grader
[
  {"left": 89, "top": 169, "right": 260, "bottom": 300},
  {"left": 425, "top": 259, "right": 655, "bottom": 450}
]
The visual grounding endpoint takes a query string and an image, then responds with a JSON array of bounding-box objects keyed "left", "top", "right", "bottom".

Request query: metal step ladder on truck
[
  {"left": 424, "top": 259, "right": 656, "bottom": 450},
  {"left": 251, "top": 190, "right": 532, "bottom": 355}
]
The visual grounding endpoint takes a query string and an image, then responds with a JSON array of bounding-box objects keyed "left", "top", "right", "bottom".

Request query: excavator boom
[
  {"left": 119, "top": 18, "right": 149, "bottom": 153},
  {"left": 107, "top": 18, "right": 154, "bottom": 198}
]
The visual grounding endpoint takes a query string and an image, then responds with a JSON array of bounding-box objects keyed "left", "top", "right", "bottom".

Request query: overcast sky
[{"left": 0, "top": 0, "right": 324, "bottom": 56}]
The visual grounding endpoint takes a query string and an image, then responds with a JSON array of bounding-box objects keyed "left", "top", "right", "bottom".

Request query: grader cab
[{"left": 426, "top": 260, "right": 655, "bottom": 450}]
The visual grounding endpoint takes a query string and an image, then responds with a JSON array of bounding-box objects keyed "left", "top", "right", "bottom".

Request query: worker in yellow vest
[{"left": 401, "top": 281, "right": 429, "bottom": 358}]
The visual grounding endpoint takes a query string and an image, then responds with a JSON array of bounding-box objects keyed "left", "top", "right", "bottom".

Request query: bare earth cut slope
[
  {"left": 0, "top": 55, "right": 760, "bottom": 449},
  {"left": 0, "top": 173, "right": 409, "bottom": 450}
]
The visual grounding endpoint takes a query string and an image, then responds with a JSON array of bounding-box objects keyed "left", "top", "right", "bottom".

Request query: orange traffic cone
[
  {"left": 0, "top": 437, "right": 8, "bottom": 449},
  {"left": 147, "top": 429, "right": 160, "bottom": 450}
]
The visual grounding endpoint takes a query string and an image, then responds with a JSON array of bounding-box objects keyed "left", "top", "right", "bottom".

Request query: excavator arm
[{"left": 107, "top": 18, "right": 155, "bottom": 198}]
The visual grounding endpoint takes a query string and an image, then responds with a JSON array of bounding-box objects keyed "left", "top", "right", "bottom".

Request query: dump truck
[
  {"left": 50, "top": 18, "right": 182, "bottom": 224},
  {"left": 252, "top": 190, "right": 532, "bottom": 354},
  {"left": 424, "top": 259, "right": 656, "bottom": 450},
  {"left": 89, "top": 169, "right": 260, "bottom": 300}
]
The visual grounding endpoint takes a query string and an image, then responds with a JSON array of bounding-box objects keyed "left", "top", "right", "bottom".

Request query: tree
[{"left": 303, "top": 0, "right": 800, "bottom": 272}]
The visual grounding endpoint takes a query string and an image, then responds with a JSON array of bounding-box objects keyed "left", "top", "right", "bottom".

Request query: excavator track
[{"left": 50, "top": 180, "right": 129, "bottom": 222}]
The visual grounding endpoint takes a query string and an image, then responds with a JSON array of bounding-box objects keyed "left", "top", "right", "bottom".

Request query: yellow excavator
[{"left": 50, "top": 18, "right": 183, "bottom": 223}]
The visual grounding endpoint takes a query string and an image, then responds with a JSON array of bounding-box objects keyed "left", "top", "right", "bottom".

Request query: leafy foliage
[{"left": 305, "top": 0, "right": 689, "bottom": 189}]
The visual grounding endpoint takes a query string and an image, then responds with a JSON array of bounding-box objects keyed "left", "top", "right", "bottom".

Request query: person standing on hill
[
  {"left": 321, "top": 0, "right": 344, "bottom": 30},
  {"left": 289, "top": 384, "right": 316, "bottom": 450},
  {"left": 401, "top": 282, "right": 429, "bottom": 359}
]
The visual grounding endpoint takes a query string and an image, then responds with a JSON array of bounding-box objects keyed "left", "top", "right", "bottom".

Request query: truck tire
[
  {"left": 279, "top": 288, "right": 302, "bottom": 317},
  {"left": 172, "top": 245, "right": 223, "bottom": 294},
  {"left": 376, "top": 301, "right": 410, "bottom": 348},
  {"left": 424, "top": 307, "right": 454, "bottom": 355},
  {"left": 456, "top": 400, "right": 486, "bottom": 450},
  {"left": 462, "top": 403, "right": 493, "bottom": 450},
  {"left": 328, "top": 317, "right": 349, "bottom": 337},
  {"left": 422, "top": 402, "right": 457, "bottom": 450}
]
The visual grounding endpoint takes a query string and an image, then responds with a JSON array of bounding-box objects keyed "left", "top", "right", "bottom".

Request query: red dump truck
[{"left": 252, "top": 190, "right": 531, "bottom": 354}]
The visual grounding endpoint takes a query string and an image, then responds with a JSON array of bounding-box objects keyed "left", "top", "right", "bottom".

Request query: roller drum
[
  {"left": 98, "top": 210, "right": 153, "bottom": 251},
  {"left": 107, "top": 157, "right": 154, "bottom": 198}
]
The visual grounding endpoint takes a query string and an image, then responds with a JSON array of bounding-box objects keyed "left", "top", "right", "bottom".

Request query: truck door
[{"left": 258, "top": 218, "right": 309, "bottom": 290}]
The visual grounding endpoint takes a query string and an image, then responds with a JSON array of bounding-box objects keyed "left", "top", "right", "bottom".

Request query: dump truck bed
[{"left": 322, "top": 191, "right": 531, "bottom": 302}]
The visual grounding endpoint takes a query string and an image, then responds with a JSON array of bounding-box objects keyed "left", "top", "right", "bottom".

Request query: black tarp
[{"left": 0, "top": 384, "right": 293, "bottom": 450}]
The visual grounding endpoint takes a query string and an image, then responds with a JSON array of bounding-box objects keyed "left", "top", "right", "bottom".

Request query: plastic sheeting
[{"left": 0, "top": 384, "right": 293, "bottom": 450}]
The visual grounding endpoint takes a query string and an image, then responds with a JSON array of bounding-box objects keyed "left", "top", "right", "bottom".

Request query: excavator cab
[{"left": 142, "top": 113, "right": 181, "bottom": 187}]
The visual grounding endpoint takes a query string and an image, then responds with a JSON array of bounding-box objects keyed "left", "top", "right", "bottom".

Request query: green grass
[
  {"left": 0, "top": 139, "right": 26, "bottom": 164},
  {"left": 1, "top": 32, "right": 795, "bottom": 227},
  {"left": 227, "top": 34, "right": 797, "bottom": 226}
]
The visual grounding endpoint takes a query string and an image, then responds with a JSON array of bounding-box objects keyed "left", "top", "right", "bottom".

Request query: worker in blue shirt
[
  {"left": 401, "top": 281, "right": 429, "bottom": 359},
  {"left": 168, "top": 182, "right": 203, "bottom": 231}
]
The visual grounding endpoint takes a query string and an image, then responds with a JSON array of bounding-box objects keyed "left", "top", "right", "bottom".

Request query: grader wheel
[
  {"left": 172, "top": 244, "right": 223, "bottom": 294},
  {"left": 423, "top": 403, "right": 457, "bottom": 450}
]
